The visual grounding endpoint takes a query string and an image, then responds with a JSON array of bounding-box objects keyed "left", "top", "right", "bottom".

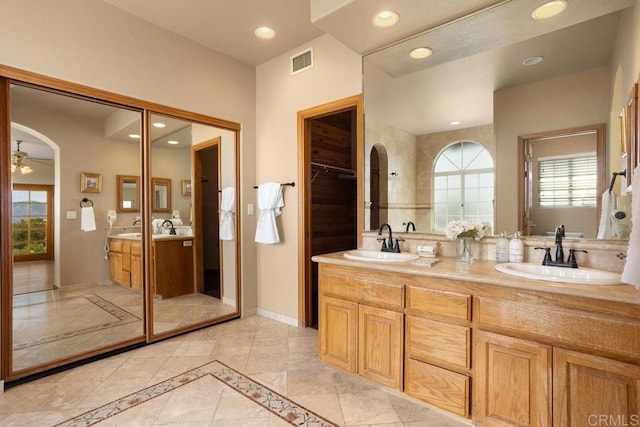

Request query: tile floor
[{"left": 0, "top": 315, "right": 472, "bottom": 426}]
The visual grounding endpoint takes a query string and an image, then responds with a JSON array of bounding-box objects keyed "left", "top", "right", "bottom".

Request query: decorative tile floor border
[
  {"left": 55, "top": 360, "right": 339, "bottom": 427},
  {"left": 14, "top": 294, "right": 140, "bottom": 350}
]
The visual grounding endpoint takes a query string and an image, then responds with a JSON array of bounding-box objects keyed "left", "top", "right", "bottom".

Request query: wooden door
[
  {"left": 319, "top": 295, "right": 357, "bottom": 372},
  {"left": 358, "top": 304, "right": 403, "bottom": 388},
  {"left": 554, "top": 348, "right": 640, "bottom": 427},
  {"left": 474, "top": 331, "right": 552, "bottom": 426}
]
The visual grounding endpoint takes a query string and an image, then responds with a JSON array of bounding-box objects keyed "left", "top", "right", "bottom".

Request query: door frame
[
  {"left": 297, "top": 94, "right": 363, "bottom": 327},
  {"left": 517, "top": 123, "right": 606, "bottom": 235}
]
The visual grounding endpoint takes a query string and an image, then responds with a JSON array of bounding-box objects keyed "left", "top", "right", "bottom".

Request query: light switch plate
[
  {"left": 66, "top": 210, "right": 77, "bottom": 220},
  {"left": 248, "top": 203, "right": 254, "bottom": 215}
]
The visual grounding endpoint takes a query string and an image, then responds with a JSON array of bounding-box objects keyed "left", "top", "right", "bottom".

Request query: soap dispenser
[
  {"left": 509, "top": 231, "right": 524, "bottom": 263},
  {"left": 496, "top": 231, "right": 510, "bottom": 263}
]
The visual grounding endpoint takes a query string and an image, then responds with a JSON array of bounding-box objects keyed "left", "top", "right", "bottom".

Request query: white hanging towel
[
  {"left": 220, "top": 186, "right": 235, "bottom": 241},
  {"left": 622, "top": 166, "right": 640, "bottom": 288},
  {"left": 597, "top": 191, "right": 616, "bottom": 239},
  {"left": 81, "top": 206, "right": 96, "bottom": 232},
  {"left": 255, "top": 182, "right": 284, "bottom": 244}
]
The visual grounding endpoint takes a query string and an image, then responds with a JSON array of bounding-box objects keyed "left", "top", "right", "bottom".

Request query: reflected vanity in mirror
[
  {"left": 151, "top": 177, "right": 171, "bottom": 212},
  {"left": 363, "top": 0, "right": 635, "bottom": 241},
  {"left": 117, "top": 174, "right": 140, "bottom": 212}
]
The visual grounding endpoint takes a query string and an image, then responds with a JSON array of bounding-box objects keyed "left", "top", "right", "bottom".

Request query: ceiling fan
[{"left": 11, "top": 140, "right": 33, "bottom": 175}]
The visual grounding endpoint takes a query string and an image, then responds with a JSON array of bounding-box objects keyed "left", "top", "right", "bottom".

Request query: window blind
[{"left": 538, "top": 154, "right": 597, "bottom": 207}]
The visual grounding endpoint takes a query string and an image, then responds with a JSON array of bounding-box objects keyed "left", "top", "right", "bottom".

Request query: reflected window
[
  {"left": 537, "top": 153, "right": 597, "bottom": 207},
  {"left": 433, "top": 141, "right": 494, "bottom": 231},
  {"left": 12, "top": 184, "right": 53, "bottom": 260}
]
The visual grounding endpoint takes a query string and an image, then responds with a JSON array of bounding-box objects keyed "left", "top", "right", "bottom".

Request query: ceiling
[{"left": 10, "top": 0, "right": 637, "bottom": 157}]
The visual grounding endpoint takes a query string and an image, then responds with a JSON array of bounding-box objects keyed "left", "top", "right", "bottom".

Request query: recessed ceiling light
[
  {"left": 522, "top": 56, "right": 544, "bottom": 66},
  {"left": 373, "top": 10, "right": 399, "bottom": 28},
  {"left": 531, "top": 1, "right": 567, "bottom": 20},
  {"left": 409, "top": 47, "right": 433, "bottom": 59},
  {"left": 450, "top": 121, "right": 461, "bottom": 126},
  {"left": 254, "top": 27, "right": 276, "bottom": 39},
  {"left": 129, "top": 134, "right": 140, "bottom": 139},
  {"left": 152, "top": 122, "right": 166, "bottom": 128},
  {"left": 167, "top": 140, "right": 179, "bottom": 145}
]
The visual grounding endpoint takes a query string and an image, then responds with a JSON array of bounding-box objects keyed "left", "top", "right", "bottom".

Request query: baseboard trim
[{"left": 256, "top": 308, "right": 298, "bottom": 327}]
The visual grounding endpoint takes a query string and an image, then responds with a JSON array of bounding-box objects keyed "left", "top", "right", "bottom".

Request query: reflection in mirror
[
  {"left": 151, "top": 177, "right": 171, "bottom": 212},
  {"left": 149, "top": 113, "right": 238, "bottom": 337},
  {"left": 116, "top": 174, "right": 140, "bottom": 212},
  {"left": 363, "top": 0, "right": 635, "bottom": 241},
  {"left": 9, "top": 83, "right": 144, "bottom": 373}
]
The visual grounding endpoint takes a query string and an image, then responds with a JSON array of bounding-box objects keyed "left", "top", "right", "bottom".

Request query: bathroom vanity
[
  {"left": 313, "top": 252, "right": 640, "bottom": 425},
  {"left": 109, "top": 235, "right": 195, "bottom": 299}
]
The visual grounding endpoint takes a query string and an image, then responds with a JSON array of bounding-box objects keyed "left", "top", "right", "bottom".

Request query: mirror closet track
[{"left": 0, "top": 67, "right": 241, "bottom": 383}]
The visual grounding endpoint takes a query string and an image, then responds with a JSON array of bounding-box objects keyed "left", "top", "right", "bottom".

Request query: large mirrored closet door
[
  {"left": 147, "top": 113, "right": 239, "bottom": 339},
  {"left": 1, "top": 70, "right": 242, "bottom": 382},
  {"left": 8, "top": 83, "right": 146, "bottom": 374}
]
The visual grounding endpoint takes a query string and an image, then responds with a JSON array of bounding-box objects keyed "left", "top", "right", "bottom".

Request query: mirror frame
[
  {"left": 151, "top": 177, "right": 171, "bottom": 213},
  {"left": 116, "top": 174, "right": 141, "bottom": 213}
]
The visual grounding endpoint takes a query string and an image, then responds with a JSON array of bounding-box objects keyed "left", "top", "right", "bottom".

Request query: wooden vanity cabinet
[
  {"left": 108, "top": 237, "right": 141, "bottom": 290},
  {"left": 318, "top": 264, "right": 404, "bottom": 389},
  {"left": 152, "top": 238, "right": 194, "bottom": 299}
]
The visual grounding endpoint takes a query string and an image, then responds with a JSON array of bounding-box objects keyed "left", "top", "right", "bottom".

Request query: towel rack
[
  {"left": 253, "top": 182, "right": 295, "bottom": 189},
  {"left": 608, "top": 170, "right": 626, "bottom": 193},
  {"left": 80, "top": 197, "right": 94, "bottom": 207}
]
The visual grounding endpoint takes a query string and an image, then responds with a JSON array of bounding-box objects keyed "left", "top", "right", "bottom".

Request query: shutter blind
[{"left": 538, "top": 154, "right": 597, "bottom": 207}]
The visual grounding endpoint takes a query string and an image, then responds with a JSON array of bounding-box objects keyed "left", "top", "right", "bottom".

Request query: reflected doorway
[{"left": 200, "top": 145, "right": 221, "bottom": 298}]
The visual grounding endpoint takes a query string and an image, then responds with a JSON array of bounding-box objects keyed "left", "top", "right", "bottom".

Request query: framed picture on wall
[
  {"left": 182, "top": 179, "right": 192, "bottom": 196},
  {"left": 80, "top": 172, "right": 102, "bottom": 193}
]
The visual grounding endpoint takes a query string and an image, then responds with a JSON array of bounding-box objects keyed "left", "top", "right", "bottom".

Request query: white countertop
[{"left": 312, "top": 251, "right": 640, "bottom": 306}]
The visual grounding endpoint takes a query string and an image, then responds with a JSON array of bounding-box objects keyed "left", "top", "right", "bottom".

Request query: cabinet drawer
[
  {"left": 405, "top": 358, "right": 469, "bottom": 418},
  {"left": 406, "top": 316, "right": 470, "bottom": 370},
  {"left": 321, "top": 271, "right": 403, "bottom": 310},
  {"left": 407, "top": 287, "right": 470, "bottom": 322},
  {"left": 109, "top": 239, "right": 123, "bottom": 253},
  {"left": 476, "top": 296, "right": 640, "bottom": 360}
]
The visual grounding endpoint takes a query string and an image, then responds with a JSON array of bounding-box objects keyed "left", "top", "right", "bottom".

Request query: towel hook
[{"left": 80, "top": 197, "right": 94, "bottom": 207}]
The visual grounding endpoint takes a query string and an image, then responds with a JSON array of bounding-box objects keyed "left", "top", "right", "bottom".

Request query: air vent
[{"left": 291, "top": 48, "right": 313, "bottom": 75}]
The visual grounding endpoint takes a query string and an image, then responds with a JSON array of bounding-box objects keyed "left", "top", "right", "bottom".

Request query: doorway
[
  {"left": 518, "top": 124, "right": 606, "bottom": 238},
  {"left": 193, "top": 138, "right": 221, "bottom": 299},
  {"left": 298, "top": 95, "right": 363, "bottom": 328}
]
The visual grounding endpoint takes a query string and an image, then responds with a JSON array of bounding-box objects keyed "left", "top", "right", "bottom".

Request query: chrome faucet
[
  {"left": 535, "top": 224, "right": 587, "bottom": 268},
  {"left": 161, "top": 219, "right": 176, "bottom": 235},
  {"left": 404, "top": 221, "right": 416, "bottom": 232},
  {"left": 377, "top": 223, "right": 403, "bottom": 253}
]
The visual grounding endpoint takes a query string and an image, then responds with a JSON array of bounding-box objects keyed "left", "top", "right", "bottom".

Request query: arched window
[{"left": 432, "top": 141, "right": 494, "bottom": 231}]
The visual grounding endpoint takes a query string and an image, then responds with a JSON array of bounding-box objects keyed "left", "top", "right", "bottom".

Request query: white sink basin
[
  {"left": 495, "top": 263, "right": 621, "bottom": 286},
  {"left": 116, "top": 232, "right": 141, "bottom": 238},
  {"left": 343, "top": 250, "right": 419, "bottom": 263}
]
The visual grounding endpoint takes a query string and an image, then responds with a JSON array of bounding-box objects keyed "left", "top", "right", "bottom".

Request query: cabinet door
[
  {"left": 319, "top": 296, "right": 357, "bottom": 372},
  {"left": 554, "top": 348, "right": 640, "bottom": 427},
  {"left": 358, "top": 305, "right": 403, "bottom": 389},
  {"left": 109, "top": 252, "right": 123, "bottom": 284},
  {"left": 474, "top": 331, "right": 552, "bottom": 427},
  {"left": 130, "top": 254, "right": 142, "bottom": 292}
]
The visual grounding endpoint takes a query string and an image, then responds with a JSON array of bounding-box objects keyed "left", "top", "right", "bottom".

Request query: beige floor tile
[
  {"left": 338, "top": 389, "right": 402, "bottom": 426},
  {"left": 212, "top": 388, "right": 271, "bottom": 421}
]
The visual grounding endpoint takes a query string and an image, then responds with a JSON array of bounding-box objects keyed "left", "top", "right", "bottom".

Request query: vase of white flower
[{"left": 445, "top": 220, "right": 490, "bottom": 263}]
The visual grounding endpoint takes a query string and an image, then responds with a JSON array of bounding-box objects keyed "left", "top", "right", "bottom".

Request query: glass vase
[{"left": 456, "top": 237, "right": 476, "bottom": 263}]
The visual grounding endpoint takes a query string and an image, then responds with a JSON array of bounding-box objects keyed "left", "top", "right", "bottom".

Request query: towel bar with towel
[
  {"left": 608, "top": 170, "right": 626, "bottom": 193},
  {"left": 80, "top": 197, "right": 94, "bottom": 207},
  {"left": 253, "top": 182, "right": 295, "bottom": 189}
]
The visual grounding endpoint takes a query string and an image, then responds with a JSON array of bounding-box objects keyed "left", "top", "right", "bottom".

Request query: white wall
[
  {"left": 0, "top": 0, "right": 257, "bottom": 311},
  {"left": 255, "top": 34, "right": 361, "bottom": 322}
]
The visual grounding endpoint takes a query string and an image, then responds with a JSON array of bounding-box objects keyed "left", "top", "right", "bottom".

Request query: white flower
[{"left": 445, "top": 220, "right": 490, "bottom": 240}]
